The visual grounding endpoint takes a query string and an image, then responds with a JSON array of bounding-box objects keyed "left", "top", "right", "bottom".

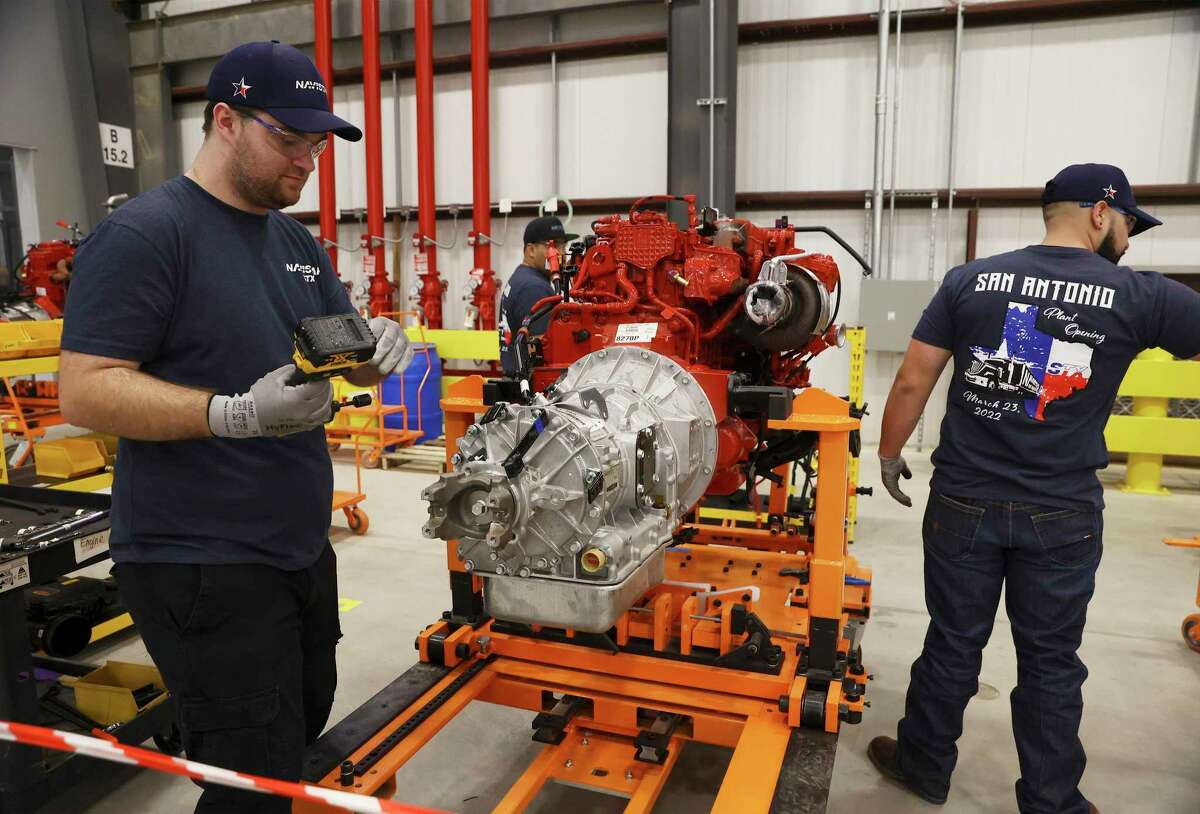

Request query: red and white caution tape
[{"left": 0, "top": 720, "right": 446, "bottom": 814}]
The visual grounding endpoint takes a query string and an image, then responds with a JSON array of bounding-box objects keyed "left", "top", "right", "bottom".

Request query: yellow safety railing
[
  {"left": 846, "top": 327, "right": 866, "bottom": 542},
  {"left": 1104, "top": 348, "right": 1200, "bottom": 495}
]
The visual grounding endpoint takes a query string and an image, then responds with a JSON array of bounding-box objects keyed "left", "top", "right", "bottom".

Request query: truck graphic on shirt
[{"left": 964, "top": 355, "right": 1041, "bottom": 399}]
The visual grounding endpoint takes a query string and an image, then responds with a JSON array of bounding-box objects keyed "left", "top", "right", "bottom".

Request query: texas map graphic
[{"left": 966, "top": 302, "right": 1092, "bottom": 421}]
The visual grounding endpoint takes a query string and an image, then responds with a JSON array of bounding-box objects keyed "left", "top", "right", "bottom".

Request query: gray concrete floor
[{"left": 42, "top": 446, "right": 1200, "bottom": 813}]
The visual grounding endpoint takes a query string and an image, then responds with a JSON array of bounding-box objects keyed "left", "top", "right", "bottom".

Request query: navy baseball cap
[
  {"left": 1041, "top": 163, "right": 1161, "bottom": 236},
  {"left": 206, "top": 41, "right": 362, "bottom": 142},
  {"left": 523, "top": 216, "right": 578, "bottom": 245}
]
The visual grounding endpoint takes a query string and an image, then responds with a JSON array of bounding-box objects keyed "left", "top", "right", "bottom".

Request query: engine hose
[
  {"left": 552, "top": 264, "right": 639, "bottom": 316},
  {"left": 702, "top": 297, "right": 744, "bottom": 341},
  {"left": 792, "top": 226, "right": 872, "bottom": 277},
  {"left": 644, "top": 267, "right": 699, "bottom": 360}
]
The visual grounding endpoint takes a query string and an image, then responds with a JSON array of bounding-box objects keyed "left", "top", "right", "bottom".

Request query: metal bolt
[
  {"left": 636, "top": 449, "right": 645, "bottom": 459},
  {"left": 703, "top": 466, "right": 713, "bottom": 474},
  {"left": 598, "top": 351, "right": 607, "bottom": 358},
  {"left": 681, "top": 376, "right": 691, "bottom": 384},
  {"left": 451, "top": 453, "right": 463, "bottom": 465},
  {"left": 464, "top": 560, "right": 475, "bottom": 571},
  {"left": 519, "top": 567, "right": 531, "bottom": 578},
  {"left": 581, "top": 737, "right": 590, "bottom": 746},
  {"left": 565, "top": 759, "right": 574, "bottom": 769},
  {"left": 570, "top": 541, "right": 583, "bottom": 553},
  {"left": 489, "top": 551, "right": 499, "bottom": 560},
  {"left": 704, "top": 419, "right": 713, "bottom": 427},
  {"left": 495, "top": 564, "right": 507, "bottom": 575},
  {"left": 642, "top": 497, "right": 653, "bottom": 508},
  {"left": 470, "top": 500, "right": 488, "bottom": 516},
  {"left": 537, "top": 558, "right": 548, "bottom": 568},
  {"left": 625, "top": 769, "right": 634, "bottom": 781},
  {"left": 640, "top": 351, "right": 649, "bottom": 359}
]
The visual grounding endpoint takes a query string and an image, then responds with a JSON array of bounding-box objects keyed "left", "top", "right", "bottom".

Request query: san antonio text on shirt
[{"left": 973, "top": 272, "right": 1115, "bottom": 310}]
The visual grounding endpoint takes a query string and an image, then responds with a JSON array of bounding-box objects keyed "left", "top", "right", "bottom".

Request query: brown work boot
[
  {"left": 1088, "top": 805, "right": 1099, "bottom": 814},
  {"left": 867, "top": 736, "right": 948, "bottom": 805}
]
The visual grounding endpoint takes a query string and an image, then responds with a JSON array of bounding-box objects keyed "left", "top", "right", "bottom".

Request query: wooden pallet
[{"left": 380, "top": 437, "right": 446, "bottom": 473}]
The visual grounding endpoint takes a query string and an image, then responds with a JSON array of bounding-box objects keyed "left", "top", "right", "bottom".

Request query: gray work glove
[
  {"left": 879, "top": 455, "right": 913, "bottom": 508},
  {"left": 367, "top": 316, "right": 413, "bottom": 378},
  {"left": 208, "top": 364, "right": 333, "bottom": 439}
]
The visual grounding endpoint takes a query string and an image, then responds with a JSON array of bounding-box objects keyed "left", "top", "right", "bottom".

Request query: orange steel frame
[{"left": 300, "top": 376, "right": 871, "bottom": 812}]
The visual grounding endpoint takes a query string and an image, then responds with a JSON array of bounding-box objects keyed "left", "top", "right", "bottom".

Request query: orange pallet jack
[
  {"left": 1163, "top": 536, "right": 1200, "bottom": 653},
  {"left": 299, "top": 377, "right": 872, "bottom": 812}
]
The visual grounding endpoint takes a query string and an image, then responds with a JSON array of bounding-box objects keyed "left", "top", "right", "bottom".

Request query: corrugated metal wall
[{"left": 171, "top": 6, "right": 1200, "bottom": 447}]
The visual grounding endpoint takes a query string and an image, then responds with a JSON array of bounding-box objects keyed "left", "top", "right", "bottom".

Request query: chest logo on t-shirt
[
  {"left": 286, "top": 262, "right": 320, "bottom": 283},
  {"left": 966, "top": 302, "right": 1094, "bottom": 422}
]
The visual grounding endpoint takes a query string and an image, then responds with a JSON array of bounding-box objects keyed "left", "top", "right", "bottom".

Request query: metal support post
[
  {"left": 870, "top": 0, "right": 890, "bottom": 276},
  {"left": 944, "top": 0, "right": 964, "bottom": 272},
  {"left": 667, "top": 0, "right": 737, "bottom": 224}
]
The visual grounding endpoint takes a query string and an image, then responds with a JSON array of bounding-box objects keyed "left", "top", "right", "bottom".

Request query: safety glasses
[{"left": 241, "top": 112, "right": 328, "bottom": 161}]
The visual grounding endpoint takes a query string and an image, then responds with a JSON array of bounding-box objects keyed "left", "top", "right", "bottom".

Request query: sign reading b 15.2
[{"left": 99, "top": 123, "right": 135, "bottom": 169}]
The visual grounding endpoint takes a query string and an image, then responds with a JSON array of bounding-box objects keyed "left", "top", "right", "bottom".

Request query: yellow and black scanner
[{"left": 288, "top": 313, "right": 377, "bottom": 384}]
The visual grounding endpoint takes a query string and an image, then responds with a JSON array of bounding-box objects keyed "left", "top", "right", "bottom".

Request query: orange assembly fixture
[{"left": 302, "top": 202, "right": 874, "bottom": 812}]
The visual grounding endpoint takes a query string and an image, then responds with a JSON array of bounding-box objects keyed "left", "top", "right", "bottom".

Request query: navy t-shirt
[
  {"left": 61, "top": 176, "right": 353, "bottom": 569},
  {"left": 498, "top": 264, "right": 555, "bottom": 374},
  {"left": 913, "top": 245, "right": 1200, "bottom": 511}
]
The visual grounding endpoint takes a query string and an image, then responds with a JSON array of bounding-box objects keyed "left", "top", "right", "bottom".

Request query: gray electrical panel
[{"left": 859, "top": 279, "right": 940, "bottom": 352}]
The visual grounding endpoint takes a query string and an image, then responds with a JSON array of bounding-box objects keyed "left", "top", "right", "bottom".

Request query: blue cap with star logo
[
  {"left": 206, "top": 40, "right": 362, "bottom": 142},
  {"left": 1041, "top": 163, "right": 1161, "bottom": 236}
]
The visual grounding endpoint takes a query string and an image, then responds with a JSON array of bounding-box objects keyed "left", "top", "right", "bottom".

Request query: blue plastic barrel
[{"left": 381, "top": 343, "right": 442, "bottom": 444}]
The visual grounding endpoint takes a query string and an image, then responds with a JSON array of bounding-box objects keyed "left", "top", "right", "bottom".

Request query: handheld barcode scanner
[{"left": 288, "top": 313, "right": 377, "bottom": 414}]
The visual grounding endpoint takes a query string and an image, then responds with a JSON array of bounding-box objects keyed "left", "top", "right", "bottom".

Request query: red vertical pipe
[
  {"left": 314, "top": 0, "right": 338, "bottom": 275},
  {"left": 415, "top": 0, "right": 443, "bottom": 328},
  {"left": 362, "top": 0, "right": 392, "bottom": 317},
  {"left": 469, "top": 0, "right": 496, "bottom": 330}
]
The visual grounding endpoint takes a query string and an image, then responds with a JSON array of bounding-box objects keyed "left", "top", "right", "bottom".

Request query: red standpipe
[
  {"left": 414, "top": 0, "right": 443, "bottom": 328},
  {"left": 362, "top": 0, "right": 393, "bottom": 317},
  {"left": 314, "top": 0, "right": 338, "bottom": 275},
  {"left": 469, "top": 0, "right": 496, "bottom": 330}
]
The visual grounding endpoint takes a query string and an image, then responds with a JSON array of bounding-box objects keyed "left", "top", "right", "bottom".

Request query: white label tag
[
  {"left": 98, "top": 123, "right": 135, "bottom": 168},
  {"left": 614, "top": 323, "right": 659, "bottom": 344},
  {"left": 74, "top": 529, "right": 111, "bottom": 564},
  {"left": 0, "top": 557, "right": 31, "bottom": 594}
]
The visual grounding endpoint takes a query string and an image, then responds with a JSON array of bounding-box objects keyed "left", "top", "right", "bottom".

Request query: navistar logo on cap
[{"left": 295, "top": 79, "right": 326, "bottom": 94}]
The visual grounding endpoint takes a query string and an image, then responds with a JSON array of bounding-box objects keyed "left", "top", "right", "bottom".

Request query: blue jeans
[{"left": 896, "top": 491, "right": 1101, "bottom": 813}]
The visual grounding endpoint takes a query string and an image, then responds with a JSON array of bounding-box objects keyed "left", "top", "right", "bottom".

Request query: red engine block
[{"left": 528, "top": 195, "right": 844, "bottom": 497}]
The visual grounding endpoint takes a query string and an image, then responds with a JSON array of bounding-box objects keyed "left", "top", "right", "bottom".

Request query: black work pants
[
  {"left": 113, "top": 544, "right": 341, "bottom": 813},
  {"left": 897, "top": 492, "right": 1100, "bottom": 813}
]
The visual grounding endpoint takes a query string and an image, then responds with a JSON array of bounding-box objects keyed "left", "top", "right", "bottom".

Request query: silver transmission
[{"left": 422, "top": 347, "right": 716, "bottom": 632}]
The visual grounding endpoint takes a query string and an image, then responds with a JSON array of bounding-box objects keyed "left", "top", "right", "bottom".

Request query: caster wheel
[
  {"left": 153, "top": 724, "right": 183, "bottom": 756},
  {"left": 348, "top": 508, "right": 369, "bottom": 536},
  {"left": 364, "top": 453, "right": 382, "bottom": 469},
  {"left": 1183, "top": 614, "right": 1200, "bottom": 654}
]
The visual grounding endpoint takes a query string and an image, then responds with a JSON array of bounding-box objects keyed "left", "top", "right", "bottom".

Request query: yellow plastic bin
[
  {"left": 33, "top": 438, "right": 108, "bottom": 479},
  {"left": 61, "top": 661, "right": 168, "bottom": 726}
]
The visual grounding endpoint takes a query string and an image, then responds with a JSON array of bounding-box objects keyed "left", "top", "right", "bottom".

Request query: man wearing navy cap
[
  {"left": 58, "top": 42, "right": 410, "bottom": 812},
  {"left": 867, "top": 163, "right": 1198, "bottom": 813},
  {"left": 498, "top": 215, "right": 577, "bottom": 374}
]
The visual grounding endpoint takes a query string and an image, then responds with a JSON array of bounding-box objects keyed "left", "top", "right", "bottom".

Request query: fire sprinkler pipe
[
  {"left": 469, "top": 0, "right": 497, "bottom": 331},
  {"left": 362, "top": 0, "right": 392, "bottom": 317},
  {"left": 314, "top": 0, "right": 338, "bottom": 275},
  {"left": 414, "top": 0, "right": 444, "bottom": 328}
]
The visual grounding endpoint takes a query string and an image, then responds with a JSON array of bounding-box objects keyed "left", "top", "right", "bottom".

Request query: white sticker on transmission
[{"left": 614, "top": 323, "right": 659, "bottom": 344}]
